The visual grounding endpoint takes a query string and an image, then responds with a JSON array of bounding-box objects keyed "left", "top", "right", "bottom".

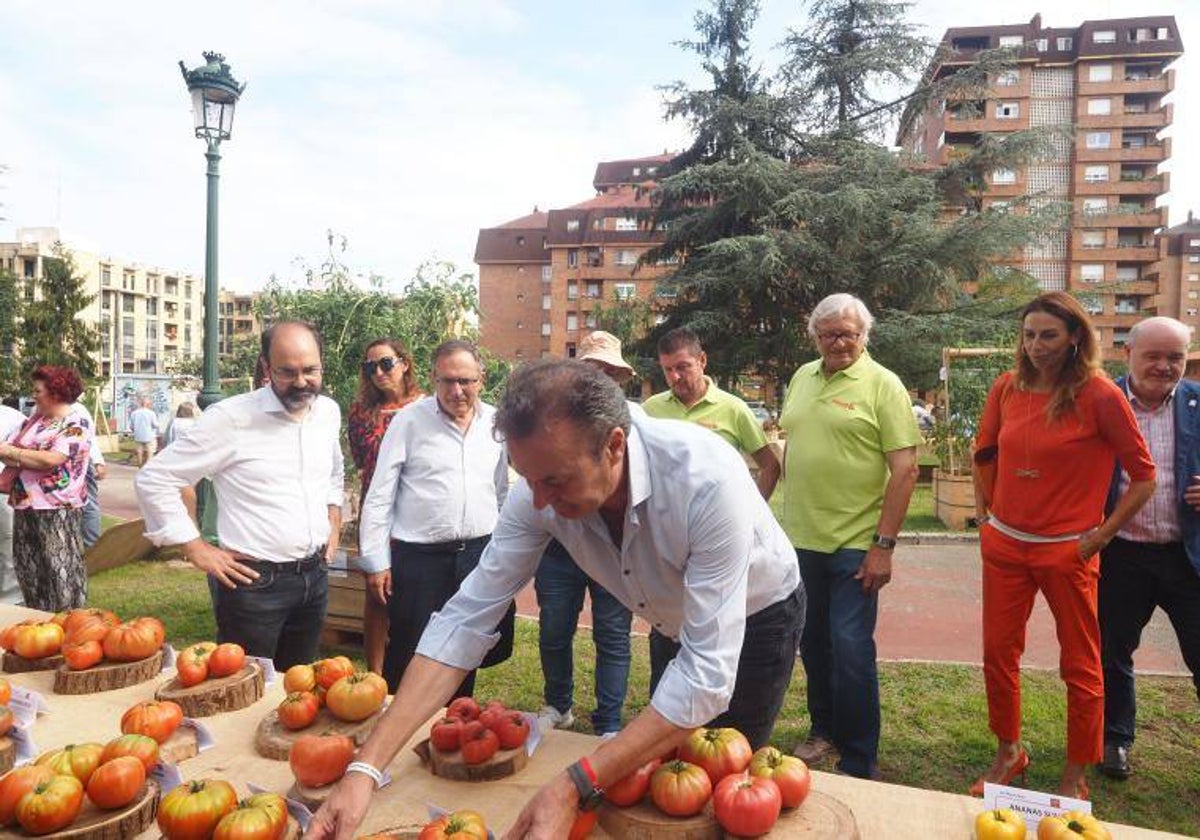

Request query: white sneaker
[{"left": 537, "top": 705, "right": 575, "bottom": 732}]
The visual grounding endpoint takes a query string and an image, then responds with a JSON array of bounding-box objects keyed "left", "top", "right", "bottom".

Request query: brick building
[
  {"left": 897, "top": 14, "right": 1183, "bottom": 358},
  {"left": 1154, "top": 210, "right": 1200, "bottom": 326}
]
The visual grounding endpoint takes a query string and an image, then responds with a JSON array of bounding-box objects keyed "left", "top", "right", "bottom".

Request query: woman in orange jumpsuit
[{"left": 971, "top": 292, "right": 1155, "bottom": 799}]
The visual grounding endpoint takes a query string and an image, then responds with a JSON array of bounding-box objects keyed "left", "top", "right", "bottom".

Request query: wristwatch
[
  {"left": 566, "top": 758, "right": 605, "bottom": 812},
  {"left": 872, "top": 533, "right": 897, "bottom": 550}
]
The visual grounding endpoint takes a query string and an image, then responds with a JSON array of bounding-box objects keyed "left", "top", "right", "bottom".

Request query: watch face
[{"left": 580, "top": 789, "right": 605, "bottom": 812}]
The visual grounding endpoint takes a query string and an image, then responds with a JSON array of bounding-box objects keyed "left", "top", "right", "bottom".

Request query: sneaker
[
  {"left": 1098, "top": 743, "right": 1130, "bottom": 780},
  {"left": 537, "top": 705, "right": 575, "bottom": 733},
  {"left": 793, "top": 735, "right": 836, "bottom": 763}
]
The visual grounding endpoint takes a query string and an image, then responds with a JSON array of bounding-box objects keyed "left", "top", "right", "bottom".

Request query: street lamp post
[{"left": 179, "top": 52, "right": 246, "bottom": 409}]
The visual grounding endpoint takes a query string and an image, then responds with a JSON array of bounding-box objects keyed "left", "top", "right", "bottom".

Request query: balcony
[
  {"left": 1079, "top": 69, "right": 1174, "bottom": 98},
  {"left": 1110, "top": 173, "right": 1170, "bottom": 195},
  {"left": 1076, "top": 206, "right": 1165, "bottom": 228},
  {"left": 1077, "top": 142, "right": 1169, "bottom": 163},
  {"left": 1115, "top": 104, "right": 1173, "bottom": 129}
]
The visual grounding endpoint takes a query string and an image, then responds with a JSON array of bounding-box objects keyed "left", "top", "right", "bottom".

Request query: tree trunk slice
[
  {"left": 34, "top": 779, "right": 159, "bottom": 839},
  {"left": 598, "top": 799, "right": 722, "bottom": 840},
  {"left": 157, "top": 725, "right": 199, "bottom": 764},
  {"left": 0, "top": 736, "right": 13, "bottom": 774},
  {"left": 2, "top": 651, "right": 64, "bottom": 673},
  {"left": 413, "top": 737, "right": 529, "bottom": 782},
  {"left": 157, "top": 815, "right": 299, "bottom": 840},
  {"left": 254, "top": 705, "right": 386, "bottom": 760},
  {"left": 757, "top": 790, "right": 859, "bottom": 838},
  {"left": 155, "top": 662, "right": 264, "bottom": 717},
  {"left": 357, "top": 827, "right": 423, "bottom": 840},
  {"left": 53, "top": 650, "right": 164, "bottom": 694},
  {"left": 286, "top": 780, "right": 336, "bottom": 810}
]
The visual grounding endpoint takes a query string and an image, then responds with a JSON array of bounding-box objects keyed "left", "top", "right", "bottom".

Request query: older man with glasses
[
  {"left": 356, "top": 339, "right": 515, "bottom": 695},
  {"left": 780, "top": 293, "right": 921, "bottom": 780}
]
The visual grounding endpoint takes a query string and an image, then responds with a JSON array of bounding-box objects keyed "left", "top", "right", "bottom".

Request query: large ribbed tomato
[
  {"left": 121, "top": 700, "right": 184, "bottom": 744},
  {"left": 712, "top": 772, "right": 782, "bottom": 837},
  {"left": 417, "top": 809, "right": 488, "bottom": 840},
  {"left": 277, "top": 692, "right": 320, "bottom": 731},
  {"left": 0, "top": 765, "right": 56, "bottom": 826},
  {"left": 102, "top": 620, "right": 162, "bottom": 662},
  {"left": 282, "top": 664, "right": 316, "bottom": 694},
  {"left": 605, "top": 758, "right": 662, "bottom": 807},
  {"left": 313, "top": 656, "right": 354, "bottom": 690},
  {"left": 0, "top": 620, "right": 37, "bottom": 651},
  {"left": 36, "top": 742, "right": 105, "bottom": 786},
  {"left": 62, "top": 639, "right": 104, "bottom": 670},
  {"left": 679, "top": 727, "right": 753, "bottom": 786},
  {"left": 650, "top": 760, "right": 713, "bottom": 817},
  {"left": 157, "top": 779, "right": 238, "bottom": 840},
  {"left": 1037, "top": 811, "right": 1113, "bottom": 840},
  {"left": 288, "top": 734, "right": 354, "bottom": 788},
  {"left": 15, "top": 774, "right": 84, "bottom": 835},
  {"left": 12, "top": 622, "right": 64, "bottom": 659},
  {"left": 325, "top": 671, "right": 387, "bottom": 722},
  {"left": 86, "top": 756, "right": 146, "bottom": 810},
  {"left": 100, "top": 734, "right": 160, "bottom": 772},
  {"left": 748, "top": 746, "right": 811, "bottom": 809},
  {"left": 62, "top": 608, "right": 119, "bottom": 644},
  {"left": 212, "top": 793, "right": 288, "bottom": 840}
]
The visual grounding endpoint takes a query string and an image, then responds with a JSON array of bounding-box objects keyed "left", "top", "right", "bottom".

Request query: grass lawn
[{"left": 88, "top": 561, "right": 1199, "bottom": 836}]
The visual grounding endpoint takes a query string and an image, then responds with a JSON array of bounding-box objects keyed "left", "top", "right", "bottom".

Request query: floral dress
[{"left": 347, "top": 394, "right": 423, "bottom": 496}]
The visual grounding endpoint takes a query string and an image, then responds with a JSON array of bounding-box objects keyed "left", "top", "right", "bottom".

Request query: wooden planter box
[{"left": 933, "top": 469, "right": 975, "bottom": 531}]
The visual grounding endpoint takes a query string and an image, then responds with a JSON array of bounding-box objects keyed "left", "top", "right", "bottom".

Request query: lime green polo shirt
[
  {"left": 779, "top": 351, "right": 921, "bottom": 552},
  {"left": 642, "top": 377, "right": 769, "bottom": 455}
]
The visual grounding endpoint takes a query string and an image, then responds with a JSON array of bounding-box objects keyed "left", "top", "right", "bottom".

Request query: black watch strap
[
  {"left": 872, "top": 532, "right": 897, "bottom": 550},
  {"left": 566, "top": 761, "right": 605, "bottom": 811}
]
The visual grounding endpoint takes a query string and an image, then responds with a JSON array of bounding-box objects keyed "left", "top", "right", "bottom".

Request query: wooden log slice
[
  {"left": 155, "top": 662, "right": 264, "bottom": 717},
  {"left": 412, "top": 737, "right": 529, "bottom": 782},
  {"left": 286, "top": 780, "right": 336, "bottom": 810},
  {"left": 157, "top": 725, "right": 200, "bottom": 764},
  {"left": 53, "top": 649, "right": 164, "bottom": 694},
  {"left": 762, "top": 790, "right": 859, "bottom": 839},
  {"left": 157, "top": 815, "right": 299, "bottom": 840},
  {"left": 598, "top": 799, "right": 722, "bottom": 840},
  {"left": 0, "top": 736, "right": 13, "bottom": 774},
  {"left": 357, "top": 827, "right": 424, "bottom": 840},
  {"left": 254, "top": 705, "right": 386, "bottom": 760},
  {"left": 33, "top": 779, "right": 159, "bottom": 839},
  {"left": 2, "top": 651, "right": 64, "bottom": 673}
]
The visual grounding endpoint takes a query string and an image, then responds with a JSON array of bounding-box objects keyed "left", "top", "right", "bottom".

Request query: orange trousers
[{"left": 980, "top": 525, "right": 1104, "bottom": 764}]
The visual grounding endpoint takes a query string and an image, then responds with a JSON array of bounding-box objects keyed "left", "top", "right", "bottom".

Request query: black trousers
[
  {"left": 649, "top": 587, "right": 805, "bottom": 750},
  {"left": 383, "top": 536, "right": 516, "bottom": 696},
  {"left": 1099, "top": 536, "right": 1200, "bottom": 747}
]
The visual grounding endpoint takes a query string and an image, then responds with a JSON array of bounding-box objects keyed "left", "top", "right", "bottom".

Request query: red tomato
[
  {"left": 13, "top": 622, "right": 64, "bottom": 659},
  {"left": 0, "top": 678, "right": 10, "bottom": 706},
  {"left": 207, "top": 643, "right": 246, "bottom": 678},
  {"left": 121, "top": 700, "right": 185, "bottom": 744},
  {"left": 679, "top": 727, "right": 754, "bottom": 785},
  {"left": 36, "top": 742, "right": 105, "bottom": 786},
  {"left": 0, "top": 765, "right": 56, "bottom": 826},
  {"left": 157, "top": 779, "right": 238, "bottom": 840},
  {"left": 429, "top": 716, "right": 464, "bottom": 752},
  {"left": 417, "top": 809, "right": 488, "bottom": 840},
  {"left": 325, "top": 672, "right": 387, "bottom": 722},
  {"left": 491, "top": 711, "right": 530, "bottom": 751},
  {"left": 478, "top": 700, "right": 507, "bottom": 731},
  {"left": 213, "top": 793, "right": 288, "bottom": 840},
  {"left": 313, "top": 656, "right": 354, "bottom": 690},
  {"left": 63, "top": 639, "right": 104, "bottom": 670},
  {"left": 460, "top": 721, "right": 499, "bottom": 765},
  {"left": 61, "top": 608, "right": 118, "bottom": 640},
  {"left": 447, "top": 696, "right": 480, "bottom": 721},
  {"left": 748, "top": 746, "right": 811, "bottom": 809},
  {"left": 132, "top": 616, "right": 166, "bottom": 648},
  {"left": 605, "top": 758, "right": 662, "bottom": 807},
  {"left": 289, "top": 733, "right": 354, "bottom": 788},
  {"left": 176, "top": 642, "right": 218, "bottom": 687},
  {"left": 0, "top": 621, "right": 37, "bottom": 652},
  {"left": 278, "top": 691, "right": 321, "bottom": 731},
  {"left": 650, "top": 760, "right": 713, "bottom": 817},
  {"left": 568, "top": 809, "right": 598, "bottom": 840},
  {"left": 712, "top": 772, "right": 782, "bottom": 837},
  {"left": 102, "top": 620, "right": 162, "bottom": 662},
  {"left": 282, "top": 663, "right": 316, "bottom": 694},
  {"left": 15, "top": 773, "right": 84, "bottom": 835},
  {"left": 86, "top": 755, "right": 146, "bottom": 810},
  {"left": 100, "top": 734, "right": 160, "bottom": 772},
  {"left": 0, "top": 706, "right": 12, "bottom": 739}
]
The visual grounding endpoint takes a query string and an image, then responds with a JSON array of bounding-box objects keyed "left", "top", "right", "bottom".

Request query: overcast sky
[{"left": 2, "top": 1, "right": 1196, "bottom": 293}]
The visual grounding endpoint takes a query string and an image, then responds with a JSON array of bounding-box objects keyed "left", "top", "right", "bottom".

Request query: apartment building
[
  {"left": 476, "top": 154, "right": 675, "bottom": 362},
  {"left": 218, "top": 289, "right": 260, "bottom": 356},
  {"left": 898, "top": 14, "right": 1183, "bottom": 357},
  {"left": 1152, "top": 210, "right": 1200, "bottom": 324}
]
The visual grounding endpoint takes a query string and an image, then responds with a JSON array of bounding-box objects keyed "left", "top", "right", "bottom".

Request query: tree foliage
[
  {"left": 21, "top": 244, "right": 99, "bottom": 382},
  {"left": 0, "top": 267, "right": 22, "bottom": 397}
]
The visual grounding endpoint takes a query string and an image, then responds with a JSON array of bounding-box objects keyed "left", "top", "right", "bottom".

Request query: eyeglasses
[
  {"left": 271, "top": 365, "right": 323, "bottom": 382},
  {"left": 435, "top": 376, "right": 480, "bottom": 388},
  {"left": 816, "top": 331, "right": 861, "bottom": 345},
  {"left": 362, "top": 356, "right": 401, "bottom": 377}
]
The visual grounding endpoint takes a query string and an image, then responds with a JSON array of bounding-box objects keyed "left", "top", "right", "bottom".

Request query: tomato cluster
[
  {"left": 275, "top": 660, "right": 386, "bottom": 729},
  {"left": 428, "top": 697, "right": 531, "bottom": 765},
  {"left": 176, "top": 641, "right": 247, "bottom": 687},
  {"left": 0, "top": 608, "right": 166, "bottom": 670},
  {"left": 158, "top": 780, "right": 289, "bottom": 840}
]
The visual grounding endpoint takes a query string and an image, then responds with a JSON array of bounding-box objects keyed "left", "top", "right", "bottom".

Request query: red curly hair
[{"left": 31, "top": 365, "right": 84, "bottom": 405}]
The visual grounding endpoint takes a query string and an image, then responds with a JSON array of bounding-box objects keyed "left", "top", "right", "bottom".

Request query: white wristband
[{"left": 345, "top": 760, "right": 385, "bottom": 789}]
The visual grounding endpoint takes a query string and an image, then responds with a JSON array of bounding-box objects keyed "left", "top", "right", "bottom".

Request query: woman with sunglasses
[{"left": 348, "top": 339, "right": 423, "bottom": 673}]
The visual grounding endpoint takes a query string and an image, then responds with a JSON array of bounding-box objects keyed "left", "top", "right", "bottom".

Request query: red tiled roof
[
  {"left": 496, "top": 210, "right": 549, "bottom": 229},
  {"left": 593, "top": 154, "right": 676, "bottom": 190}
]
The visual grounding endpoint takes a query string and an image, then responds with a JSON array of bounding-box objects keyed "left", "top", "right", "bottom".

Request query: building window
[
  {"left": 1190, "top": 291, "right": 1199, "bottom": 300},
  {"left": 147, "top": 275, "right": 159, "bottom": 294},
  {"left": 991, "top": 169, "right": 1017, "bottom": 185},
  {"left": 996, "top": 102, "right": 1019, "bottom": 119},
  {"left": 566, "top": 313, "right": 578, "bottom": 331},
  {"left": 1088, "top": 64, "right": 1113, "bottom": 82},
  {"left": 566, "top": 219, "right": 580, "bottom": 232},
  {"left": 1188, "top": 308, "right": 1197, "bottom": 317},
  {"left": 1081, "top": 231, "right": 1105, "bottom": 249},
  {"left": 614, "top": 217, "right": 638, "bottom": 231},
  {"left": 122, "top": 295, "right": 135, "bottom": 313},
  {"left": 585, "top": 311, "right": 597, "bottom": 329},
  {"left": 1083, "top": 198, "right": 1108, "bottom": 215},
  {"left": 614, "top": 283, "right": 636, "bottom": 300},
  {"left": 1080, "top": 264, "right": 1105, "bottom": 283},
  {"left": 996, "top": 70, "right": 1019, "bottom": 87},
  {"left": 567, "top": 282, "right": 578, "bottom": 300},
  {"left": 1056, "top": 36, "right": 1073, "bottom": 51},
  {"left": 541, "top": 265, "right": 552, "bottom": 281},
  {"left": 1087, "top": 99, "right": 1111, "bottom": 116},
  {"left": 146, "top": 298, "right": 158, "bottom": 316},
  {"left": 1093, "top": 30, "right": 1116, "bottom": 44},
  {"left": 1085, "top": 132, "right": 1111, "bottom": 149},
  {"left": 1190, "top": 239, "right": 1200, "bottom": 248},
  {"left": 1035, "top": 38, "right": 1048, "bottom": 52},
  {"left": 1084, "top": 165, "right": 1109, "bottom": 183},
  {"left": 541, "top": 322, "right": 551, "bottom": 336},
  {"left": 566, "top": 249, "right": 578, "bottom": 269},
  {"left": 585, "top": 282, "right": 601, "bottom": 298},
  {"left": 123, "top": 271, "right": 135, "bottom": 291},
  {"left": 1080, "top": 295, "right": 1103, "bottom": 315},
  {"left": 516, "top": 236, "right": 526, "bottom": 247},
  {"left": 1190, "top": 255, "right": 1200, "bottom": 263},
  {"left": 615, "top": 249, "right": 638, "bottom": 266},
  {"left": 998, "top": 35, "right": 1023, "bottom": 47},
  {"left": 1116, "top": 266, "right": 1140, "bottom": 282},
  {"left": 542, "top": 294, "right": 551, "bottom": 310},
  {"left": 101, "top": 291, "right": 112, "bottom": 310},
  {"left": 988, "top": 200, "right": 1011, "bottom": 213},
  {"left": 100, "top": 266, "right": 112, "bottom": 286},
  {"left": 1188, "top": 274, "right": 1200, "bottom": 283}
]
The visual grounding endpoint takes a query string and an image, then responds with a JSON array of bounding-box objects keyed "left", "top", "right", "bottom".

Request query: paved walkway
[{"left": 100, "top": 463, "right": 1188, "bottom": 675}]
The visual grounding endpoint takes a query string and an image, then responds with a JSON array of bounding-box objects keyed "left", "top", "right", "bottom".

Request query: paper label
[
  {"left": 149, "top": 761, "right": 184, "bottom": 793},
  {"left": 161, "top": 643, "right": 177, "bottom": 671},
  {"left": 7, "top": 687, "right": 48, "bottom": 728},
  {"left": 523, "top": 710, "right": 541, "bottom": 757},
  {"left": 9, "top": 724, "right": 36, "bottom": 765},
  {"left": 984, "top": 782, "right": 1092, "bottom": 829},
  {"left": 248, "top": 656, "right": 276, "bottom": 684},
  {"left": 181, "top": 718, "right": 216, "bottom": 751}
]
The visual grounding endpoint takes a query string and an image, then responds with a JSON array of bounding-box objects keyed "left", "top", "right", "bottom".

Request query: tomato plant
[
  {"left": 313, "top": 656, "right": 354, "bottom": 690},
  {"left": 460, "top": 721, "right": 499, "bottom": 765},
  {"left": 15, "top": 773, "right": 84, "bottom": 835},
  {"left": 605, "top": 758, "right": 661, "bottom": 807},
  {"left": 101, "top": 733, "right": 160, "bottom": 772},
  {"left": 712, "top": 772, "right": 781, "bottom": 837},
  {"left": 63, "top": 639, "right": 104, "bottom": 670},
  {"left": 86, "top": 755, "right": 146, "bottom": 810},
  {"left": 325, "top": 672, "right": 387, "bottom": 722},
  {"left": 176, "top": 642, "right": 218, "bottom": 687},
  {"left": 158, "top": 779, "right": 239, "bottom": 840},
  {"left": 13, "top": 622, "right": 64, "bottom": 659},
  {"left": 277, "top": 691, "right": 321, "bottom": 731},
  {"left": 430, "top": 716, "right": 464, "bottom": 752},
  {"left": 649, "top": 760, "right": 713, "bottom": 817},
  {"left": 417, "top": 809, "right": 488, "bottom": 840},
  {"left": 207, "top": 643, "right": 246, "bottom": 678},
  {"left": 121, "top": 700, "right": 184, "bottom": 744},
  {"left": 289, "top": 733, "right": 354, "bottom": 788},
  {"left": 283, "top": 663, "right": 316, "bottom": 694},
  {"left": 748, "top": 746, "right": 811, "bottom": 809},
  {"left": 491, "top": 712, "right": 530, "bottom": 751},
  {"left": 1037, "top": 811, "right": 1113, "bottom": 840},
  {"left": 976, "top": 808, "right": 1028, "bottom": 840},
  {"left": 102, "top": 620, "right": 163, "bottom": 662},
  {"left": 446, "top": 696, "right": 480, "bottom": 721},
  {"left": 679, "top": 727, "right": 753, "bottom": 786},
  {"left": 213, "top": 793, "right": 288, "bottom": 840},
  {"left": 0, "top": 765, "right": 56, "bottom": 826},
  {"left": 36, "top": 742, "right": 105, "bottom": 786}
]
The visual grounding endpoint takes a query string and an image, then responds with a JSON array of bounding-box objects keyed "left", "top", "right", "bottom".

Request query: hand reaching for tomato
[
  {"left": 499, "top": 772, "right": 579, "bottom": 840},
  {"left": 304, "top": 771, "right": 376, "bottom": 839}
]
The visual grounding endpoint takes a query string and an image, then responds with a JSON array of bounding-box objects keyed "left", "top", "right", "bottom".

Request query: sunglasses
[{"left": 362, "top": 356, "right": 401, "bottom": 376}]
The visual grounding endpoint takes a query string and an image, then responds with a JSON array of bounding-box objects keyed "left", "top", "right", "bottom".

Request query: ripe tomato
[
  {"left": 605, "top": 758, "right": 662, "bottom": 807},
  {"left": 101, "top": 733, "right": 160, "bottom": 772},
  {"left": 417, "top": 809, "right": 488, "bottom": 840},
  {"left": 491, "top": 711, "right": 530, "bottom": 751},
  {"left": 679, "top": 727, "right": 753, "bottom": 786},
  {"left": 650, "top": 760, "right": 713, "bottom": 817},
  {"left": 976, "top": 808, "right": 1028, "bottom": 840},
  {"left": 0, "top": 706, "right": 12, "bottom": 738},
  {"left": 748, "top": 746, "right": 811, "bottom": 809},
  {"left": 277, "top": 692, "right": 320, "bottom": 731},
  {"left": 213, "top": 793, "right": 288, "bottom": 840},
  {"left": 86, "top": 755, "right": 146, "bottom": 810},
  {"left": 325, "top": 672, "right": 387, "bottom": 722},
  {"left": 446, "top": 696, "right": 480, "bottom": 721},
  {"left": 478, "top": 700, "right": 507, "bottom": 731},
  {"left": 102, "top": 619, "right": 162, "bottom": 662},
  {"left": 460, "top": 721, "right": 500, "bottom": 765},
  {"left": 62, "top": 608, "right": 119, "bottom": 644},
  {"left": 0, "top": 620, "right": 37, "bottom": 651},
  {"left": 0, "top": 765, "right": 56, "bottom": 826},
  {"left": 313, "top": 656, "right": 354, "bottom": 690},
  {"left": 0, "top": 678, "right": 10, "bottom": 705},
  {"left": 14, "top": 773, "right": 84, "bottom": 835},
  {"left": 121, "top": 700, "right": 184, "bottom": 744},
  {"left": 282, "top": 663, "right": 316, "bottom": 694},
  {"left": 176, "top": 641, "right": 218, "bottom": 687},
  {"left": 13, "top": 622, "right": 64, "bottom": 659},
  {"left": 157, "top": 779, "right": 238, "bottom": 840},
  {"left": 132, "top": 616, "right": 166, "bottom": 648},
  {"left": 1037, "top": 811, "right": 1113, "bottom": 840},
  {"left": 712, "top": 772, "right": 782, "bottom": 837},
  {"left": 288, "top": 733, "right": 354, "bottom": 788},
  {"left": 36, "top": 742, "right": 105, "bottom": 786},
  {"left": 568, "top": 809, "right": 598, "bottom": 840},
  {"left": 429, "top": 716, "right": 464, "bottom": 752},
  {"left": 63, "top": 639, "right": 104, "bottom": 670},
  {"left": 49, "top": 611, "right": 69, "bottom": 627},
  {"left": 207, "top": 643, "right": 246, "bottom": 678}
]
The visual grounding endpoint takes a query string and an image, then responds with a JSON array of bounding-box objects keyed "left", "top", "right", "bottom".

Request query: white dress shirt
[
  {"left": 0, "top": 406, "right": 26, "bottom": 443},
  {"left": 136, "top": 387, "right": 344, "bottom": 562},
  {"left": 357, "top": 396, "right": 508, "bottom": 574},
  {"left": 415, "top": 413, "right": 801, "bottom": 729},
  {"left": 69, "top": 403, "right": 106, "bottom": 467}
]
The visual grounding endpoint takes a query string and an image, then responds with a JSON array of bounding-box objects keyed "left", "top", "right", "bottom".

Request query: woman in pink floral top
[
  {"left": 0, "top": 365, "right": 92, "bottom": 610},
  {"left": 347, "top": 338, "right": 423, "bottom": 673}
]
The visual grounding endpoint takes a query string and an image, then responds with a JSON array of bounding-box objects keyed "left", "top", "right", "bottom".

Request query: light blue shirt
[
  {"left": 129, "top": 407, "right": 158, "bottom": 443},
  {"left": 416, "top": 413, "right": 801, "bottom": 729}
]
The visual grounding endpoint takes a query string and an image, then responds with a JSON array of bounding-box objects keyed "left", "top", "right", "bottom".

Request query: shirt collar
[
  {"left": 667, "top": 376, "right": 719, "bottom": 408},
  {"left": 808, "top": 349, "right": 870, "bottom": 380},
  {"left": 624, "top": 422, "right": 652, "bottom": 510},
  {"left": 1124, "top": 376, "right": 1177, "bottom": 411}
]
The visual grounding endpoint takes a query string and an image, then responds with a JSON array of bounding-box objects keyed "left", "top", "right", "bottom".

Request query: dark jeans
[
  {"left": 383, "top": 536, "right": 516, "bottom": 697},
  {"left": 207, "top": 553, "right": 328, "bottom": 671},
  {"left": 1100, "top": 536, "right": 1200, "bottom": 748},
  {"left": 81, "top": 463, "right": 101, "bottom": 549},
  {"left": 535, "top": 540, "right": 632, "bottom": 734},
  {"left": 649, "top": 587, "right": 804, "bottom": 750},
  {"left": 797, "top": 547, "right": 879, "bottom": 779}
]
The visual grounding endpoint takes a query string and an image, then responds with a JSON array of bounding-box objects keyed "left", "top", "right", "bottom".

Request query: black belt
[
  {"left": 1109, "top": 536, "right": 1183, "bottom": 552},
  {"left": 392, "top": 536, "right": 489, "bottom": 555},
  {"left": 238, "top": 547, "right": 327, "bottom": 574}
]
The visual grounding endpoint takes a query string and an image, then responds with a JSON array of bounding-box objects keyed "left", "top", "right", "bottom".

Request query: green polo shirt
[
  {"left": 779, "top": 351, "right": 921, "bottom": 552},
  {"left": 642, "top": 377, "right": 769, "bottom": 455}
]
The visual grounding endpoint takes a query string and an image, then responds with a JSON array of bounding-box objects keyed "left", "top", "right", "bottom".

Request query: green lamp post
[{"left": 179, "top": 51, "right": 246, "bottom": 409}]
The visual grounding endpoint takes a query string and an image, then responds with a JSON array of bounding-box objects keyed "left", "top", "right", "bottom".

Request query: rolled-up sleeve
[
  {"left": 357, "top": 417, "right": 406, "bottom": 575},
  {"left": 650, "top": 480, "right": 753, "bottom": 729}
]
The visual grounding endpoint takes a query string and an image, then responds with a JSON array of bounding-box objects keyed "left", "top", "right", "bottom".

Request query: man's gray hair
[
  {"left": 432, "top": 339, "right": 482, "bottom": 368},
  {"left": 807, "top": 293, "right": 874, "bottom": 341},
  {"left": 494, "top": 359, "right": 630, "bottom": 458},
  {"left": 1127, "top": 316, "right": 1192, "bottom": 348}
]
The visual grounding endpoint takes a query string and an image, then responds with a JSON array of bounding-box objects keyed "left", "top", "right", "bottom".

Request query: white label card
[
  {"left": 149, "top": 761, "right": 184, "bottom": 793},
  {"left": 248, "top": 656, "right": 276, "bottom": 684},
  {"left": 522, "top": 711, "right": 541, "bottom": 757},
  {"left": 181, "top": 718, "right": 216, "bottom": 751},
  {"left": 7, "top": 687, "right": 48, "bottom": 728},
  {"left": 9, "top": 724, "right": 36, "bottom": 765},
  {"left": 161, "top": 643, "right": 177, "bottom": 671},
  {"left": 984, "top": 782, "right": 1092, "bottom": 829}
]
